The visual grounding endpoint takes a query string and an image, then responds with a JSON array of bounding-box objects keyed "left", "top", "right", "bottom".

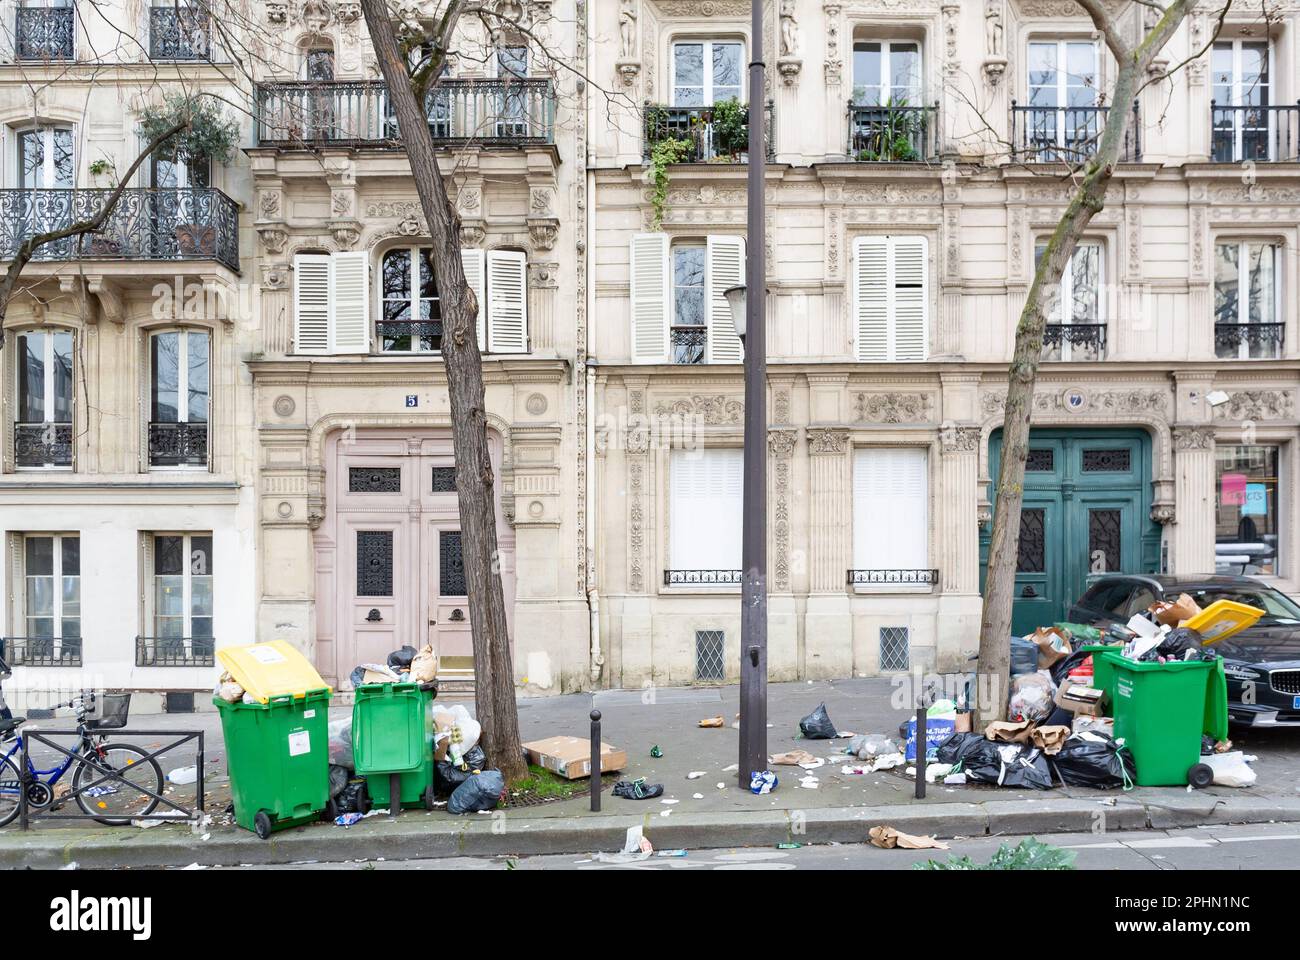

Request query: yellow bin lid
[
  {"left": 216, "top": 640, "right": 332, "bottom": 703},
  {"left": 1183, "top": 599, "right": 1265, "bottom": 646}
]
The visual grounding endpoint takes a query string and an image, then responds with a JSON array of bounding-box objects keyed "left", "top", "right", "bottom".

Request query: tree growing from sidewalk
[{"left": 975, "top": 0, "right": 1232, "bottom": 727}]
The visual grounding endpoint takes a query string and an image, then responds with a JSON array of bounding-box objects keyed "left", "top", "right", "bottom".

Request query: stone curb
[{"left": 3, "top": 794, "right": 1298, "bottom": 868}]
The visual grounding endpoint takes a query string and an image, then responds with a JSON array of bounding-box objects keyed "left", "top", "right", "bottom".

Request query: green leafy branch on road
[{"left": 916, "top": 838, "right": 1076, "bottom": 870}]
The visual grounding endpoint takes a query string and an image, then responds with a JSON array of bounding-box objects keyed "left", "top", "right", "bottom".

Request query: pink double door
[{"left": 316, "top": 429, "right": 514, "bottom": 686}]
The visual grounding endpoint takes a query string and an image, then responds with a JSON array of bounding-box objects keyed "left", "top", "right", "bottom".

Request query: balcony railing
[
  {"left": 148, "top": 421, "right": 208, "bottom": 467},
  {"left": 644, "top": 101, "right": 775, "bottom": 163},
  {"left": 149, "top": 6, "right": 209, "bottom": 60},
  {"left": 1211, "top": 102, "right": 1300, "bottom": 163},
  {"left": 0, "top": 636, "right": 81, "bottom": 667},
  {"left": 14, "top": 422, "right": 72, "bottom": 468},
  {"left": 671, "top": 326, "right": 706, "bottom": 364},
  {"left": 377, "top": 319, "right": 443, "bottom": 352},
  {"left": 847, "top": 569, "right": 939, "bottom": 587},
  {"left": 664, "top": 569, "right": 743, "bottom": 586},
  {"left": 849, "top": 104, "right": 939, "bottom": 162},
  {"left": 255, "top": 78, "right": 557, "bottom": 147},
  {"left": 1042, "top": 322, "right": 1106, "bottom": 361},
  {"left": 0, "top": 188, "right": 239, "bottom": 272},
  {"left": 1011, "top": 103, "right": 1141, "bottom": 163},
  {"left": 16, "top": 6, "right": 75, "bottom": 60},
  {"left": 136, "top": 635, "right": 214, "bottom": 667},
  {"left": 1215, "top": 322, "right": 1284, "bottom": 359}
]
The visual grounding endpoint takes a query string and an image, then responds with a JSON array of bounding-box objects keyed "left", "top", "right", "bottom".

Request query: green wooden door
[{"left": 982, "top": 429, "right": 1159, "bottom": 636}]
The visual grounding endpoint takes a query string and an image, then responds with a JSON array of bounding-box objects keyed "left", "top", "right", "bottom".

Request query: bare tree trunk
[
  {"left": 361, "top": 0, "right": 527, "bottom": 784},
  {"left": 976, "top": 1, "right": 1194, "bottom": 728}
]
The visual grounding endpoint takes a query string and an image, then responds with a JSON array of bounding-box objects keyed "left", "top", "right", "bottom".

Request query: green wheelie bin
[
  {"left": 352, "top": 681, "right": 437, "bottom": 815},
  {"left": 214, "top": 687, "right": 334, "bottom": 838},
  {"left": 1102, "top": 650, "right": 1228, "bottom": 788}
]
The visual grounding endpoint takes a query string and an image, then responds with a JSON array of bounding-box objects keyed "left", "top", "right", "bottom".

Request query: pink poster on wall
[{"left": 1221, "top": 472, "right": 1248, "bottom": 506}]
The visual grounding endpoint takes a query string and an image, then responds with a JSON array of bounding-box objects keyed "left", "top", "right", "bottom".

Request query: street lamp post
[{"left": 731, "top": 0, "right": 768, "bottom": 788}]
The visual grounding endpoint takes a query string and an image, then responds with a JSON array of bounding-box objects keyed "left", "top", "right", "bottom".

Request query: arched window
[{"left": 380, "top": 246, "right": 441, "bottom": 353}]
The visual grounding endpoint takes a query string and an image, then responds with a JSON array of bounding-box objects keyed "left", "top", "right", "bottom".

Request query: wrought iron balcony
[
  {"left": 847, "top": 569, "right": 939, "bottom": 586},
  {"left": 0, "top": 636, "right": 81, "bottom": 667},
  {"left": 664, "top": 569, "right": 743, "bottom": 586},
  {"left": 148, "top": 421, "right": 208, "bottom": 467},
  {"left": 149, "top": 6, "right": 209, "bottom": 60},
  {"left": 378, "top": 319, "right": 443, "bottom": 352},
  {"left": 644, "top": 101, "right": 775, "bottom": 163},
  {"left": 1215, "top": 322, "right": 1284, "bottom": 359},
  {"left": 671, "top": 326, "right": 706, "bottom": 364},
  {"left": 849, "top": 104, "right": 939, "bottom": 162},
  {"left": 16, "top": 6, "right": 75, "bottom": 60},
  {"left": 0, "top": 188, "right": 239, "bottom": 272},
  {"left": 1211, "top": 102, "right": 1300, "bottom": 163},
  {"left": 1042, "top": 322, "right": 1107, "bottom": 360},
  {"left": 255, "top": 78, "right": 557, "bottom": 147},
  {"left": 136, "top": 635, "right": 214, "bottom": 667},
  {"left": 1011, "top": 102, "right": 1140, "bottom": 163},
  {"left": 14, "top": 422, "right": 72, "bottom": 468}
]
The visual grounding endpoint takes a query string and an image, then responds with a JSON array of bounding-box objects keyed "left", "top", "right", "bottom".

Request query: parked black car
[{"left": 1067, "top": 574, "right": 1300, "bottom": 728}]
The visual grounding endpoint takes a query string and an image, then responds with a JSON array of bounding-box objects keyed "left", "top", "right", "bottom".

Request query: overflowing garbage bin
[
  {"left": 352, "top": 681, "right": 437, "bottom": 814},
  {"left": 1102, "top": 649, "right": 1229, "bottom": 787}
]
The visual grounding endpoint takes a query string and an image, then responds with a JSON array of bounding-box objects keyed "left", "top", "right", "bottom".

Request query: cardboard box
[
  {"left": 1149, "top": 593, "right": 1202, "bottom": 628},
  {"left": 1055, "top": 681, "right": 1108, "bottom": 717},
  {"left": 523, "top": 736, "right": 627, "bottom": 780}
]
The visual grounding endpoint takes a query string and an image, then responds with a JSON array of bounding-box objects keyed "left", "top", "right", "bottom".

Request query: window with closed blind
[
  {"left": 666, "top": 448, "right": 744, "bottom": 586},
  {"left": 852, "top": 235, "right": 928, "bottom": 362},
  {"left": 850, "top": 447, "right": 935, "bottom": 587}
]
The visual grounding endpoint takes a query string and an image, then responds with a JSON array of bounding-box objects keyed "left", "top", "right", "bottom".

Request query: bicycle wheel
[
  {"left": 72, "top": 743, "right": 164, "bottom": 826},
  {"left": 0, "top": 755, "right": 21, "bottom": 828}
]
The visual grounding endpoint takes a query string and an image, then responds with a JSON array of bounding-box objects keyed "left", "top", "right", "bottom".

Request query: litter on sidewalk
[{"left": 868, "top": 825, "right": 949, "bottom": 850}]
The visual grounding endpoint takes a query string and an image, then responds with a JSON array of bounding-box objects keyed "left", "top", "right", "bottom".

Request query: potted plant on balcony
[
  {"left": 82, "top": 160, "right": 123, "bottom": 257},
  {"left": 138, "top": 95, "right": 238, "bottom": 257},
  {"left": 853, "top": 96, "right": 920, "bottom": 162},
  {"left": 710, "top": 97, "right": 749, "bottom": 162}
]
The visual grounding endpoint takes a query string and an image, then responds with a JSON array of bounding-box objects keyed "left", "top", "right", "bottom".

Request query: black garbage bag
[
  {"left": 349, "top": 665, "right": 367, "bottom": 689},
  {"left": 329, "top": 763, "right": 350, "bottom": 798},
  {"left": 1050, "top": 733, "right": 1135, "bottom": 789},
  {"left": 387, "top": 645, "right": 418, "bottom": 670},
  {"left": 447, "top": 770, "right": 505, "bottom": 814},
  {"left": 935, "top": 733, "right": 990, "bottom": 766},
  {"left": 435, "top": 745, "right": 487, "bottom": 794},
  {"left": 1050, "top": 648, "right": 1094, "bottom": 687},
  {"left": 337, "top": 778, "right": 371, "bottom": 815},
  {"left": 1156, "top": 627, "right": 1203, "bottom": 661},
  {"left": 799, "top": 702, "right": 838, "bottom": 739},
  {"left": 1010, "top": 636, "right": 1039, "bottom": 677},
  {"left": 962, "top": 740, "right": 1054, "bottom": 790}
]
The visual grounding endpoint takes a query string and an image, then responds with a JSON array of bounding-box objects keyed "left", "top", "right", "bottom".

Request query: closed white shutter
[
  {"left": 293, "top": 253, "right": 331, "bottom": 355},
  {"left": 330, "top": 251, "right": 370, "bottom": 354},
  {"left": 629, "top": 233, "right": 670, "bottom": 363},
  {"left": 853, "top": 236, "right": 928, "bottom": 361},
  {"left": 670, "top": 449, "right": 743, "bottom": 570},
  {"left": 852, "top": 447, "right": 929, "bottom": 570},
  {"left": 461, "top": 249, "right": 487, "bottom": 352},
  {"left": 706, "top": 234, "right": 744, "bottom": 363},
  {"left": 892, "top": 236, "right": 928, "bottom": 360},
  {"left": 486, "top": 249, "right": 528, "bottom": 354},
  {"left": 853, "top": 237, "right": 889, "bottom": 362}
]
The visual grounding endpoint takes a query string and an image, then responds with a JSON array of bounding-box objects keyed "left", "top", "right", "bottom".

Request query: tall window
[
  {"left": 24, "top": 534, "right": 80, "bottom": 660},
  {"left": 671, "top": 243, "right": 706, "bottom": 364},
  {"left": 667, "top": 448, "right": 743, "bottom": 584},
  {"left": 14, "top": 329, "right": 73, "bottom": 468},
  {"left": 16, "top": 0, "right": 74, "bottom": 61},
  {"left": 380, "top": 247, "right": 441, "bottom": 353},
  {"left": 853, "top": 235, "right": 928, "bottom": 362},
  {"left": 151, "top": 533, "right": 214, "bottom": 655},
  {"left": 1215, "top": 445, "right": 1279, "bottom": 576},
  {"left": 852, "top": 41, "right": 921, "bottom": 106},
  {"left": 672, "top": 40, "right": 743, "bottom": 105},
  {"left": 495, "top": 44, "right": 529, "bottom": 137},
  {"left": 1214, "top": 241, "right": 1280, "bottom": 359},
  {"left": 1211, "top": 40, "right": 1270, "bottom": 162},
  {"left": 18, "top": 126, "right": 73, "bottom": 188},
  {"left": 1034, "top": 241, "right": 1103, "bottom": 361},
  {"left": 149, "top": 329, "right": 209, "bottom": 467},
  {"left": 852, "top": 448, "right": 930, "bottom": 581},
  {"left": 1025, "top": 40, "right": 1099, "bottom": 160}
]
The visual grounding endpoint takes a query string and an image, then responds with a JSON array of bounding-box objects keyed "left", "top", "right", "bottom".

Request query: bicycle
[{"left": 0, "top": 690, "right": 165, "bottom": 828}]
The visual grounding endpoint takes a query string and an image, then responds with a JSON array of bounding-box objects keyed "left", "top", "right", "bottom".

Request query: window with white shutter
[
  {"left": 461, "top": 249, "right": 487, "bottom": 352},
  {"left": 853, "top": 235, "right": 928, "bottom": 362},
  {"left": 629, "top": 233, "right": 670, "bottom": 363},
  {"left": 706, "top": 234, "right": 744, "bottom": 363},
  {"left": 852, "top": 447, "right": 930, "bottom": 580},
  {"left": 293, "top": 253, "right": 331, "bottom": 354},
  {"left": 292, "top": 251, "right": 368, "bottom": 355},
  {"left": 331, "top": 250, "right": 370, "bottom": 354},
  {"left": 668, "top": 448, "right": 743, "bottom": 582},
  {"left": 486, "top": 249, "right": 528, "bottom": 353}
]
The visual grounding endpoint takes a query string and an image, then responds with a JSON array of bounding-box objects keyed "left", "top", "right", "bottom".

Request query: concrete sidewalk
[{"left": 3, "top": 677, "right": 1298, "bottom": 867}]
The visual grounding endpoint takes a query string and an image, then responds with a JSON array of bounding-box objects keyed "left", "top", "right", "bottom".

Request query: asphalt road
[{"left": 241, "top": 822, "right": 1299, "bottom": 870}]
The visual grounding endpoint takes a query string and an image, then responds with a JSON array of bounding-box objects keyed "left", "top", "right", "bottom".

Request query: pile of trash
[{"left": 348, "top": 643, "right": 439, "bottom": 688}]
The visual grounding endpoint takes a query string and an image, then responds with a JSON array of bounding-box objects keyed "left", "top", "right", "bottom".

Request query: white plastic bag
[
  {"left": 1008, "top": 670, "right": 1056, "bottom": 722},
  {"left": 1202, "top": 751, "right": 1256, "bottom": 788},
  {"left": 433, "top": 704, "right": 481, "bottom": 765},
  {"left": 328, "top": 717, "right": 354, "bottom": 769}
]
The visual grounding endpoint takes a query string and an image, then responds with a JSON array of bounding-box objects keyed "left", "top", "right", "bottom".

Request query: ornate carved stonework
[
  {"left": 767, "top": 428, "right": 797, "bottom": 458},
  {"left": 653, "top": 395, "right": 743, "bottom": 425},
  {"left": 1150, "top": 503, "right": 1176, "bottom": 526},
  {"left": 1211, "top": 390, "right": 1295, "bottom": 422},
  {"left": 629, "top": 460, "right": 645, "bottom": 593},
  {"left": 769, "top": 428, "right": 796, "bottom": 593},
  {"left": 528, "top": 220, "right": 559, "bottom": 251},
  {"left": 258, "top": 227, "right": 288, "bottom": 255},
  {"left": 1173, "top": 426, "right": 1215, "bottom": 451},
  {"left": 807, "top": 428, "right": 849, "bottom": 455},
  {"left": 940, "top": 425, "right": 980, "bottom": 453},
  {"left": 460, "top": 222, "right": 486, "bottom": 248},
  {"left": 982, "top": 388, "right": 1170, "bottom": 419},
  {"left": 854, "top": 392, "right": 934, "bottom": 424}
]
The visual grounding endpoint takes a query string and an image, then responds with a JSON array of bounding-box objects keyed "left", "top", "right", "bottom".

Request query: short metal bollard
[
  {"left": 590, "top": 709, "right": 602, "bottom": 812},
  {"left": 914, "top": 706, "right": 927, "bottom": 800}
]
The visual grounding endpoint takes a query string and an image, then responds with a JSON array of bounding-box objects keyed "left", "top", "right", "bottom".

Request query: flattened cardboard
[{"left": 523, "top": 735, "right": 627, "bottom": 780}]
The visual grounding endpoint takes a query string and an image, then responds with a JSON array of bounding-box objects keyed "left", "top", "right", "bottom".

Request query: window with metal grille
[
  {"left": 431, "top": 467, "right": 456, "bottom": 492},
  {"left": 1025, "top": 448, "right": 1054, "bottom": 471},
  {"left": 1081, "top": 448, "right": 1131, "bottom": 472},
  {"left": 349, "top": 467, "right": 401, "bottom": 492},
  {"left": 440, "top": 531, "right": 466, "bottom": 595},
  {"left": 356, "top": 530, "right": 393, "bottom": 596},
  {"left": 879, "top": 626, "right": 910, "bottom": 671},
  {"left": 695, "top": 630, "right": 725, "bottom": 681}
]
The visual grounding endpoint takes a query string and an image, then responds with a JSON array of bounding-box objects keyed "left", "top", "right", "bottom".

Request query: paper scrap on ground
[
  {"left": 868, "top": 825, "right": 950, "bottom": 850},
  {"left": 770, "top": 749, "right": 817, "bottom": 766},
  {"left": 698, "top": 716, "right": 725, "bottom": 728}
]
